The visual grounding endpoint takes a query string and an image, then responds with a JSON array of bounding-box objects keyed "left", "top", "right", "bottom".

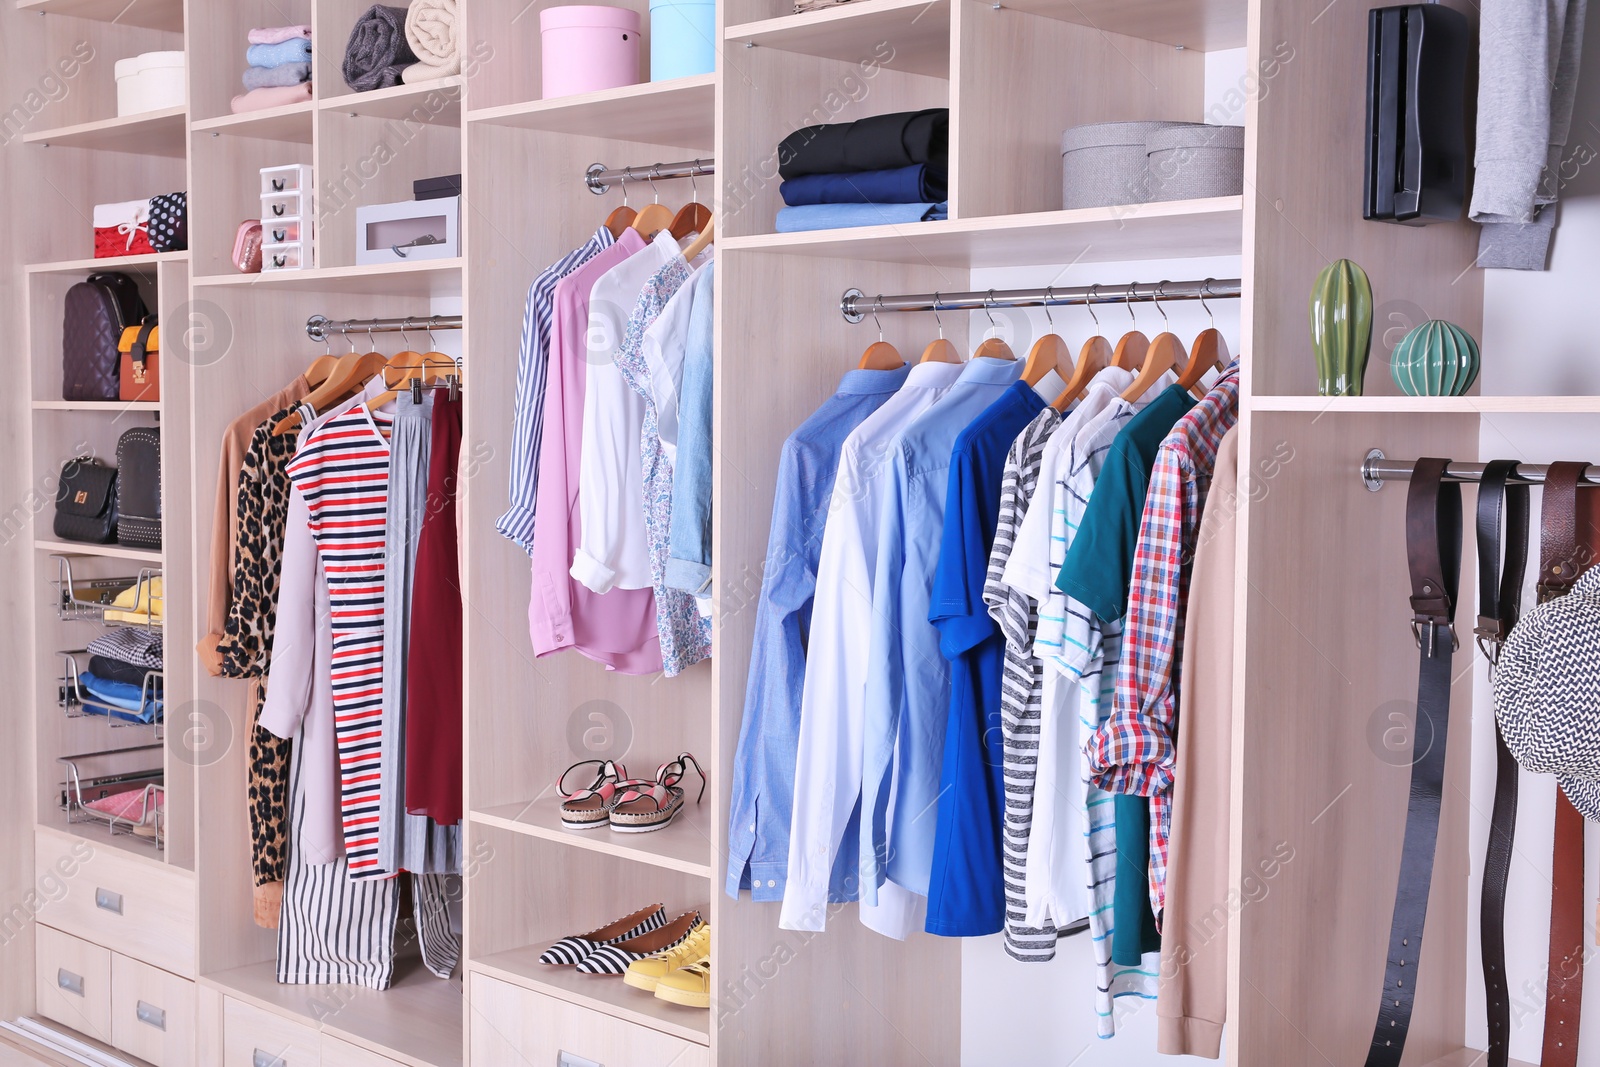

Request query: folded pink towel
[
  {"left": 230, "top": 82, "right": 313, "bottom": 113},
  {"left": 248, "top": 24, "right": 312, "bottom": 44}
]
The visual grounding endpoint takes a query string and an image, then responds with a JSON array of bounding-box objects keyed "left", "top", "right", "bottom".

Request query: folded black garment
[
  {"left": 342, "top": 4, "right": 418, "bottom": 92},
  {"left": 778, "top": 108, "right": 949, "bottom": 180},
  {"left": 88, "top": 655, "right": 161, "bottom": 688}
]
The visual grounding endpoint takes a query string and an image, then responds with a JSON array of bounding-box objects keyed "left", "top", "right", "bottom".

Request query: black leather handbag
[
  {"left": 115, "top": 427, "right": 161, "bottom": 550},
  {"left": 53, "top": 456, "right": 118, "bottom": 544}
]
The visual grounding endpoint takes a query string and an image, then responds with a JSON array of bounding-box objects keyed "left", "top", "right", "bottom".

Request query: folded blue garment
[
  {"left": 243, "top": 61, "right": 311, "bottom": 89},
  {"left": 247, "top": 38, "right": 313, "bottom": 67},
  {"left": 779, "top": 165, "right": 947, "bottom": 207},
  {"left": 78, "top": 670, "right": 162, "bottom": 723},
  {"left": 774, "top": 201, "right": 948, "bottom": 233}
]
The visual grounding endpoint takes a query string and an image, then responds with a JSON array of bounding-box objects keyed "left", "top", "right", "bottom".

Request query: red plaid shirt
[{"left": 1088, "top": 368, "right": 1238, "bottom": 920}]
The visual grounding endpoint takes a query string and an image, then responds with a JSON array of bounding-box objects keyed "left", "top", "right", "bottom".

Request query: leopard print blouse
[{"left": 216, "top": 406, "right": 301, "bottom": 889}]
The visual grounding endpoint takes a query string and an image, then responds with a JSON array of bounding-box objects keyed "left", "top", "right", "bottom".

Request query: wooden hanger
[
  {"left": 919, "top": 298, "right": 961, "bottom": 363},
  {"left": 1023, "top": 291, "right": 1072, "bottom": 387},
  {"left": 369, "top": 321, "right": 458, "bottom": 414},
  {"left": 304, "top": 354, "right": 338, "bottom": 387},
  {"left": 1120, "top": 285, "right": 1187, "bottom": 402},
  {"left": 857, "top": 297, "right": 905, "bottom": 370},
  {"left": 273, "top": 346, "right": 385, "bottom": 436},
  {"left": 1052, "top": 286, "right": 1110, "bottom": 411},
  {"left": 972, "top": 292, "right": 1015, "bottom": 361},
  {"left": 1177, "top": 280, "right": 1229, "bottom": 396},
  {"left": 681, "top": 214, "right": 714, "bottom": 263},
  {"left": 671, "top": 165, "right": 713, "bottom": 241},
  {"left": 631, "top": 167, "right": 675, "bottom": 238},
  {"left": 605, "top": 206, "right": 637, "bottom": 238}
]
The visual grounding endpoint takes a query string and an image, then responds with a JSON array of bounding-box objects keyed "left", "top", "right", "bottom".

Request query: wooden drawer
[
  {"left": 35, "top": 828, "right": 197, "bottom": 977},
  {"left": 469, "top": 973, "right": 710, "bottom": 1067},
  {"left": 223, "top": 997, "right": 321, "bottom": 1067},
  {"left": 35, "top": 926, "right": 111, "bottom": 1044},
  {"left": 111, "top": 954, "right": 195, "bottom": 1067},
  {"left": 321, "top": 1036, "right": 405, "bottom": 1067}
]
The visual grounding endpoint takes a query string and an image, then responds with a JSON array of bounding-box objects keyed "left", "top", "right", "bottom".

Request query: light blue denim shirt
[
  {"left": 665, "top": 262, "right": 716, "bottom": 597},
  {"left": 725, "top": 363, "right": 912, "bottom": 901},
  {"left": 858, "top": 356, "right": 1023, "bottom": 904}
]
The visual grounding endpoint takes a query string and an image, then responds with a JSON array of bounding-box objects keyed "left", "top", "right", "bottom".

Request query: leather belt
[
  {"left": 1366, "top": 458, "right": 1461, "bottom": 1067},
  {"left": 1539, "top": 461, "right": 1587, "bottom": 1067},
  {"left": 1474, "top": 460, "right": 1528, "bottom": 1067}
]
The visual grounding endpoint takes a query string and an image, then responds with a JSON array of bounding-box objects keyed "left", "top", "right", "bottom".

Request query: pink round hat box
[{"left": 540, "top": 6, "right": 642, "bottom": 98}]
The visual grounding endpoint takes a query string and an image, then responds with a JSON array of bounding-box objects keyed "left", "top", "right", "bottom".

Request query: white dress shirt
[
  {"left": 570, "top": 229, "right": 679, "bottom": 594},
  {"left": 780, "top": 360, "right": 963, "bottom": 939}
]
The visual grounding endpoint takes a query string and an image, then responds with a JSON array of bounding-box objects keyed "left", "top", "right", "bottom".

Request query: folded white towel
[{"left": 401, "top": 0, "right": 459, "bottom": 83}]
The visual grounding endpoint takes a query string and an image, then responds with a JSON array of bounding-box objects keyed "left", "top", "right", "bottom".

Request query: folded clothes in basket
[
  {"left": 88, "top": 654, "right": 161, "bottom": 688},
  {"left": 77, "top": 671, "right": 163, "bottom": 723},
  {"left": 84, "top": 786, "right": 163, "bottom": 823},
  {"left": 87, "top": 626, "right": 162, "bottom": 669},
  {"left": 102, "top": 577, "right": 163, "bottom": 625}
]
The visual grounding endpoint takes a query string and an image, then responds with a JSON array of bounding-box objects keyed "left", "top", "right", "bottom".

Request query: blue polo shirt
[{"left": 926, "top": 380, "right": 1047, "bottom": 936}]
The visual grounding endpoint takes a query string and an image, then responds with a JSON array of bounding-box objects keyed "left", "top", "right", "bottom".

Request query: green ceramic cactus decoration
[
  {"left": 1309, "top": 259, "right": 1374, "bottom": 396},
  {"left": 1390, "top": 319, "right": 1480, "bottom": 396}
]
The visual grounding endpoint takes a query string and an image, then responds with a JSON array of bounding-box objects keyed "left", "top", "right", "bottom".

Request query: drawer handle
[
  {"left": 273, "top": 228, "right": 286, "bottom": 241},
  {"left": 272, "top": 204, "right": 286, "bottom": 216},
  {"left": 253, "top": 1050, "right": 288, "bottom": 1067},
  {"left": 272, "top": 177, "right": 286, "bottom": 191},
  {"left": 56, "top": 969, "right": 84, "bottom": 997},
  {"left": 557, "top": 1053, "right": 603, "bottom": 1067},
  {"left": 136, "top": 1000, "right": 166, "bottom": 1030},
  {"left": 272, "top": 255, "right": 287, "bottom": 268},
  {"left": 95, "top": 887, "right": 123, "bottom": 915}
]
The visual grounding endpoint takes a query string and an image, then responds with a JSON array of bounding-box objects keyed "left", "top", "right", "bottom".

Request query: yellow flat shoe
[
  {"left": 624, "top": 923, "right": 709, "bottom": 992},
  {"left": 655, "top": 958, "right": 710, "bottom": 1009}
]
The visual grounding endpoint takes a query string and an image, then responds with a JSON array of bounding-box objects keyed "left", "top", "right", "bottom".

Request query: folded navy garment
[
  {"left": 779, "top": 164, "right": 947, "bottom": 206},
  {"left": 88, "top": 654, "right": 160, "bottom": 688},
  {"left": 778, "top": 109, "right": 949, "bottom": 179},
  {"left": 775, "top": 201, "right": 947, "bottom": 233}
]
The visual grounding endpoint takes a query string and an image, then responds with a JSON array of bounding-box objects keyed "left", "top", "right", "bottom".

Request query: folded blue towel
[
  {"left": 243, "top": 61, "right": 311, "bottom": 89},
  {"left": 247, "top": 38, "right": 313, "bottom": 67},
  {"left": 78, "top": 670, "right": 162, "bottom": 723},
  {"left": 779, "top": 165, "right": 947, "bottom": 207},
  {"left": 774, "top": 201, "right": 948, "bottom": 233}
]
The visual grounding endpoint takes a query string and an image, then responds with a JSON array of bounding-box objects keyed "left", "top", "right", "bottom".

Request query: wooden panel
[
  {"left": 999, "top": 0, "right": 1247, "bottom": 50},
  {"left": 469, "top": 798, "right": 714, "bottom": 878},
  {"left": 22, "top": 107, "right": 187, "bottom": 156},
  {"left": 321, "top": 1035, "right": 407, "bottom": 1067},
  {"left": 469, "top": 973, "right": 711, "bottom": 1067},
  {"left": 314, "top": 112, "right": 460, "bottom": 270},
  {"left": 1231, "top": 410, "right": 1478, "bottom": 1067},
  {"left": 17, "top": 0, "right": 182, "bottom": 31},
  {"left": 724, "top": 0, "right": 952, "bottom": 78},
  {"left": 466, "top": 75, "right": 715, "bottom": 152},
  {"left": 1245, "top": 0, "right": 1483, "bottom": 396},
  {"left": 187, "top": 0, "right": 311, "bottom": 122},
  {"left": 222, "top": 996, "right": 320, "bottom": 1067},
  {"left": 110, "top": 954, "right": 196, "bottom": 1067},
  {"left": 192, "top": 105, "right": 316, "bottom": 145},
  {"left": 471, "top": 950, "right": 708, "bottom": 1047},
  {"left": 34, "top": 926, "right": 112, "bottom": 1044},
  {"left": 34, "top": 827, "right": 197, "bottom": 977},
  {"left": 952, "top": 0, "right": 1205, "bottom": 218}
]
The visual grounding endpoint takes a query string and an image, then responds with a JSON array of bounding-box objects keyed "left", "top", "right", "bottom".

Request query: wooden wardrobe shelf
[
  {"left": 724, "top": 0, "right": 952, "bottom": 78},
  {"left": 470, "top": 950, "right": 711, "bottom": 1046},
  {"left": 191, "top": 102, "right": 314, "bottom": 144},
  {"left": 33, "top": 539, "right": 162, "bottom": 563},
  {"left": 16, "top": 0, "right": 182, "bottom": 31},
  {"left": 465, "top": 74, "right": 715, "bottom": 151},
  {"left": 470, "top": 798, "right": 714, "bottom": 879},
  {"left": 320, "top": 77, "right": 464, "bottom": 125},
  {"left": 32, "top": 400, "right": 161, "bottom": 411},
  {"left": 994, "top": 0, "right": 1248, "bottom": 50},
  {"left": 193, "top": 258, "right": 464, "bottom": 295},
  {"left": 21, "top": 107, "right": 187, "bottom": 157},
  {"left": 1250, "top": 395, "right": 1600, "bottom": 414},
  {"left": 27, "top": 252, "right": 185, "bottom": 275}
]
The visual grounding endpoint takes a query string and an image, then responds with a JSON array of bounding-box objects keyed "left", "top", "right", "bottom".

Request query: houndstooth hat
[{"left": 1494, "top": 563, "right": 1600, "bottom": 820}]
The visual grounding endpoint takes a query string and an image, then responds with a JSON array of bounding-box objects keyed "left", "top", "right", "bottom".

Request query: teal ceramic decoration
[
  {"left": 1309, "top": 259, "right": 1374, "bottom": 396},
  {"left": 1390, "top": 319, "right": 1480, "bottom": 396}
]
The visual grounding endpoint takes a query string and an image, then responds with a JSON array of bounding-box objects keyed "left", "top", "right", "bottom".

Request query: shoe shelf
[
  {"left": 470, "top": 797, "right": 715, "bottom": 879},
  {"left": 21, "top": 106, "right": 187, "bottom": 157},
  {"left": 470, "top": 946, "right": 712, "bottom": 1046}
]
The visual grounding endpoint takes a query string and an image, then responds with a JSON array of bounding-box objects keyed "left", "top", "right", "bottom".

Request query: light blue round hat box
[{"left": 650, "top": 0, "right": 716, "bottom": 81}]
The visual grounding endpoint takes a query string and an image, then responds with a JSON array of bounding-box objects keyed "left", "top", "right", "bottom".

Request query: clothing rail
[
  {"left": 586, "top": 157, "right": 714, "bottom": 195},
  {"left": 1361, "top": 449, "right": 1600, "bottom": 492},
  {"left": 839, "top": 278, "right": 1242, "bottom": 323},
  {"left": 304, "top": 314, "right": 463, "bottom": 343}
]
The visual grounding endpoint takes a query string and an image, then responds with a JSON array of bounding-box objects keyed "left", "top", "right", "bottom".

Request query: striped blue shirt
[{"left": 495, "top": 226, "right": 616, "bottom": 552}]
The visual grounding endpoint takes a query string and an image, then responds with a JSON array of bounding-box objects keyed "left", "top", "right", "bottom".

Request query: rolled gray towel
[
  {"left": 342, "top": 4, "right": 418, "bottom": 92},
  {"left": 243, "top": 61, "right": 312, "bottom": 90}
]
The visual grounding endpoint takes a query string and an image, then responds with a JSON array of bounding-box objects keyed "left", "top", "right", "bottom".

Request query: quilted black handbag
[
  {"left": 62, "top": 271, "right": 147, "bottom": 401},
  {"left": 53, "top": 456, "right": 118, "bottom": 544},
  {"left": 115, "top": 427, "right": 161, "bottom": 549}
]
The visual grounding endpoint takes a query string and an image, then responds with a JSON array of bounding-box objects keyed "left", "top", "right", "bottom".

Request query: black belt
[
  {"left": 1365, "top": 457, "right": 1461, "bottom": 1067},
  {"left": 1473, "top": 460, "right": 1528, "bottom": 1067}
]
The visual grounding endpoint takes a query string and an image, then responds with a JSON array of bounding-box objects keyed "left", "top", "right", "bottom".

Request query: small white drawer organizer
[{"left": 259, "top": 164, "right": 314, "bottom": 272}]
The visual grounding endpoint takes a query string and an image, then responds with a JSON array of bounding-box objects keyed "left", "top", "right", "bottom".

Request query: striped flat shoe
[
  {"left": 537, "top": 903, "right": 667, "bottom": 966},
  {"left": 609, "top": 753, "right": 707, "bottom": 833},
  {"left": 575, "top": 910, "right": 703, "bottom": 975},
  {"left": 558, "top": 759, "right": 645, "bottom": 829}
]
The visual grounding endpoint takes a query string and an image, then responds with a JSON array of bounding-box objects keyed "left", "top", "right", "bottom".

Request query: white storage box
[
  {"left": 260, "top": 164, "right": 314, "bottom": 196},
  {"left": 355, "top": 196, "right": 460, "bottom": 264},
  {"left": 113, "top": 52, "right": 185, "bottom": 116},
  {"left": 262, "top": 242, "right": 309, "bottom": 271}
]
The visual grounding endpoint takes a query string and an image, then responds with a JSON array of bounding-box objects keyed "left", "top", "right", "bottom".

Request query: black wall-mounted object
[{"left": 1363, "top": 4, "right": 1470, "bottom": 224}]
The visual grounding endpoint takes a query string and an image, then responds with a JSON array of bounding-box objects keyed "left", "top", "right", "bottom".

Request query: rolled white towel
[{"left": 401, "top": 0, "right": 460, "bottom": 83}]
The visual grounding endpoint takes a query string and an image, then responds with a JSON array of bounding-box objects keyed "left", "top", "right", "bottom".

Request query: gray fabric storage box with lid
[
  {"left": 1060, "top": 120, "right": 1203, "bottom": 208},
  {"left": 1146, "top": 124, "right": 1245, "bottom": 201}
]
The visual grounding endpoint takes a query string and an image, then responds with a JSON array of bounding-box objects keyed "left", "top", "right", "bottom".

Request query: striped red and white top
[{"left": 286, "top": 401, "right": 394, "bottom": 879}]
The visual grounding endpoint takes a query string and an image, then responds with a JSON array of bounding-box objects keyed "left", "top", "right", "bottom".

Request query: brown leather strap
[
  {"left": 1540, "top": 462, "right": 1586, "bottom": 601},
  {"left": 1544, "top": 791, "right": 1585, "bottom": 1067}
]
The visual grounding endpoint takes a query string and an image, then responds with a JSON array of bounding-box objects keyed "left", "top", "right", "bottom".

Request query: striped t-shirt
[{"left": 286, "top": 401, "right": 395, "bottom": 879}]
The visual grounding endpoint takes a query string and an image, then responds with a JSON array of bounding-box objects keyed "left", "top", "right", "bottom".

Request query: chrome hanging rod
[
  {"left": 1361, "top": 449, "right": 1600, "bottom": 492},
  {"left": 586, "top": 158, "right": 715, "bottom": 195},
  {"left": 305, "top": 314, "right": 462, "bottom": 342},
  {"left": 839, "top": 277, "right": 1242, "bottom": 323}
]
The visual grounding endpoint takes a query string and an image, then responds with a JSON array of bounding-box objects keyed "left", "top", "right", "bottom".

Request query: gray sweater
[{"left": 1471, "top": 0, "right": 1589, "bottom": 269}]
